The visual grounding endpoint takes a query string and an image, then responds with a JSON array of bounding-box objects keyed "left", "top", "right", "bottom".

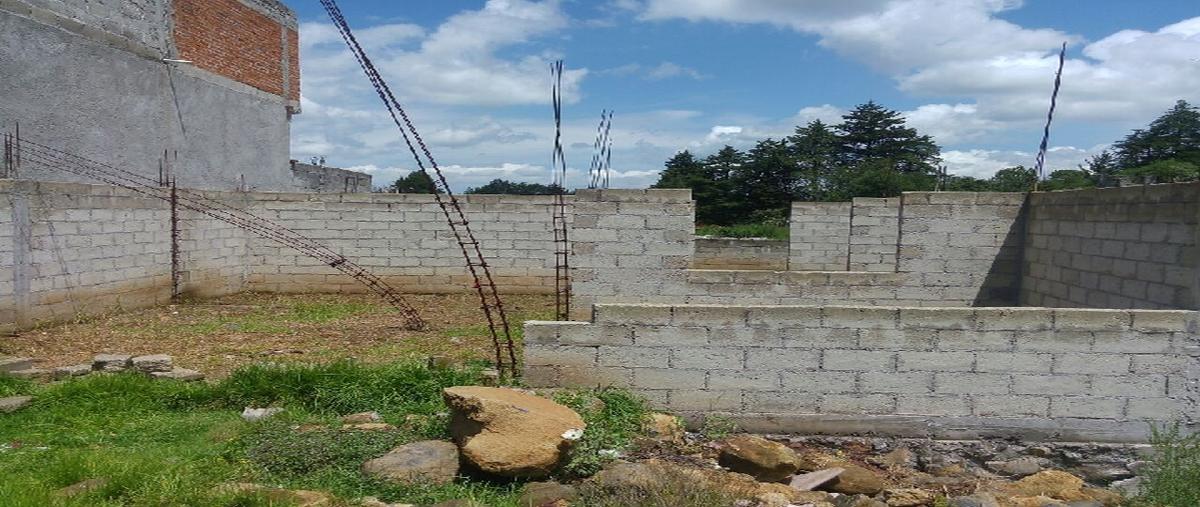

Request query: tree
[
  {"left": 1081, "top": 151, "right": 1119, "bottom": 188},
  {"left": 388, "top": 171, "right": 435, "bottom": 193},
  {"left": 1041, "top": 169, "right": 1096, "bottom": 191},
  {"left": 466, "top": 179, "right": 563, "bottom": 195},
  {"left": 942, "top": 175, "right": 991, "bottom": 191},
  {"left": 836, "top": 101, "right": 941, "bottom": 174},
  {"left": 1113, "top": 100, "right": 1200, "bottom": 169},
  {"left": 786, "top": 120, "right": 842, "bottom": 201},
  {"left": 987, "top": 166, "right": 1037, "bottom": 192},
  {"left": 730, "top": 139, "right": 795, "bottom": 224},
  {"left": 654, "top": 150, "right": 734, "bottom": 224},
  {"left": 1121, "top": 160, "right": 1200, "bottom": 184}
]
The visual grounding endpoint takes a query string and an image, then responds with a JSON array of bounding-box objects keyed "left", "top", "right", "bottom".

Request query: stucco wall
[{"left": 525, "top": 304, "right": 1199, "bottom": 443}]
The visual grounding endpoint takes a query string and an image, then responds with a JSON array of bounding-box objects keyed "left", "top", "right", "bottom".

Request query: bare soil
[{"left": 2, "top": 292, "right": 555, "bottom": 377}]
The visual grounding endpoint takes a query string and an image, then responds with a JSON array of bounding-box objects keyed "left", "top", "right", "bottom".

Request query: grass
[
  {"left": 0, "top": 359, "right": 660, "bottom": 506},
  {"left": 1131, "top": 423, "right": 1200, "bottom": 507},
  {"left": 695, "top": 223, "right": 789, "bottom": 240}
]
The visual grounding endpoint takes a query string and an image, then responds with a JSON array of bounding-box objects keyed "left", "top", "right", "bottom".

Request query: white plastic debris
[
  {"left": 561, "top": 428, "right": 584, "bottom": 441},
  {"left": 241, "top": 407, "right": 284, "bottom": 422}
]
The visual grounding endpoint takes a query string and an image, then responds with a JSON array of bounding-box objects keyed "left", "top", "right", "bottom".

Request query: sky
[{"left": 288, "top": 0, "right": 1200, "bottom": 191}]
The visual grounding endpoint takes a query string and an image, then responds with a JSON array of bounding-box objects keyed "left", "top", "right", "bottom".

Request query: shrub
[
  {"left": 554, "top": 388, "right": 649, "bottom": 478},
  {"left": 1133, "top": 423, "right": 1200, "bottom": 507}
]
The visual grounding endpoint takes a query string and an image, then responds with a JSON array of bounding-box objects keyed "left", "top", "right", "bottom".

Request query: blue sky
[{"left": 288, "top": 1, "right": 1200, "bottom": 191}]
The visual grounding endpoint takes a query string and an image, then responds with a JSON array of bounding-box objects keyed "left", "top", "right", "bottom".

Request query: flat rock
[
  {"left": 948, "top": 493, "right": 1000, "bottom": 507},
  {"left": 151, "top": 368, "right": 205, "bottom": 381},
  {"left": 7, "top": 368, "right": 49, "bottom": 380},
  {"left": 991, "top": 470, "right": 1088, "bottom": 501},
  {"left": 342, "top": 411, "right": 383, "bottom": 424},
  {"left": 822, "top": 463, "right": 886, "bottom": 496},
  {"left": 719, "top": 435, "right": 800, "bottom": 482},
  {"left": 131, "top": 354, "right": 173, "bottom": 373},
  {"left": 241, "top": 407, "right": 284, "bottom": 422},
  {"left": 0, "top": 357, "right": 34, "bottom": 373},
  {"left": 443, "top": 386, "right": 585, "bottom": 478},
  {"left": 0, "top": 396, "right": 32, "bottom": 413},
  {"left": 790, "top": 467, "right": 844, "bottom": 491},
  {"left": 986, "top": 457, "right": 1044, "bottom": 478},
  {"left": 93, "top": 354, "right": 132, "bottom": 372},
  {"left": 520, "top": 481, "right": 578, "bottom": 507},
  {"left": 883, "top": 488, "right": 934, "bottom": 506},
  {"left": 53, "top": 364, "right": 92, "bottom": 379},
  {"left": 362, "top": 440, "right": 459, "bottom": 485}
]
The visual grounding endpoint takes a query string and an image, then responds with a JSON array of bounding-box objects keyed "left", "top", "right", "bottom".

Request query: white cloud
[
  {"left": 941, "top": 145, "right": 1107, "bottom": 179},
  {"left": 600, "top": 62, "right": 707, "bottom": 80}
]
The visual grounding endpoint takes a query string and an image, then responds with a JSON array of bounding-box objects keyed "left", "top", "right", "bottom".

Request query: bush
[
  {"left": 554, "top": 388, "right": 649, "bottom": 478},
  {"left": 1133, "top": 423, "right": 1200, "bottom": 506},
  {"left": 231, "top": 422, "right": 406, "bottom": 477}
]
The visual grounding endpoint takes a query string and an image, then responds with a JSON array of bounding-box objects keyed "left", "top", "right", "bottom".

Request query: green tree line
[{"left": 652, "top": 100, "right": 1200, "bottom": 226}]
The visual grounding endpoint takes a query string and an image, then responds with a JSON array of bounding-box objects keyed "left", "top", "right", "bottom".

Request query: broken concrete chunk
[
  {"left": 789, "top": 467, "right": 844, "bottom": 491},
  {"left": 93, "top": 354, "right": 132, "bottom": 372},
  {"left": 361, "top": 440, "right": 460, "bottom": 485},
  {"left": 53, "top": 364, "right": 92, "bottom": 379},
  {"left": 131, "top": 354, "right": 173, "bottom": 373},
  {"left": 241, "top": 407, "right": 284, "bottom": 422},
  {"left": 150, "top": 368, "right": 205, "bottom": 382},
  {"left": 0, "top": 357, "right": 34, "bottom": 373},
  {"left": 7, "top": 368, "right": 50, "bottom": 380},
  {"left": 0, "top": 396, "right": 33, "bottom": 413}
]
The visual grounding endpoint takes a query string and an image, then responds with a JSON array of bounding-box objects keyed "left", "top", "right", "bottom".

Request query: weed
[
  {"left": 1132, "top": 423, "right": 1200, "bottom": 507},
  {"left": 231, "top": 422, "right": 406, "bottom": 477},
  {"left": 0, "top": 375, "right": 34, "bottom": 397},
  {"left": 695, "top": 223, "right": 789, "bottom": 240},
  {"left": 699, "top": 414, "right": 738, "bottom": 440},
  {"left": 554, "top": 388, "right": 649, "bottom": 478},
  {"left": 576, "top": 464, "right": 736, "bottom": 507}
]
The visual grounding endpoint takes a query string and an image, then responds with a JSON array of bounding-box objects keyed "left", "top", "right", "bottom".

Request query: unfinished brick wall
[
  {"left": 525, "top": 304, "right": 1199, "bottom": 442},
  {"left": 849, "top": 197, "right": 900, "bottom": 272},
  {"left": 692, "top": 238, "right": 788, "bottom": 271},
  {"left": 1022, "top": 183, "right": 1199, "bottom": 310},
  {"left": 789, "top": 202, "right": 850, "bottom": 270},
  {"left": 173, "top": 0, "right": 297, "bottom": 100}
]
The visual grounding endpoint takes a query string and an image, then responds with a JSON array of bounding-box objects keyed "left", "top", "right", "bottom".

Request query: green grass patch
[
  {"left": 0, "top": 375, "right": 34, "bottom": 397},
  {"left": 177, "top": 300, "right": 374, "bottom": 335},
  {"left": 554, "top": 388, "right": 650, "bottom": 478},
  {"left": 696, "top": 223, "right": 789, "bottom": 240},
  {"left": 1132, "top": 423, "right": 1200, "bottom": 507}
]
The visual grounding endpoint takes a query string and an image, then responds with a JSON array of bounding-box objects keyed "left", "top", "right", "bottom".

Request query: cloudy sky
[{"left": 289, "top": 0, "right": 1200, "bottom": 191}]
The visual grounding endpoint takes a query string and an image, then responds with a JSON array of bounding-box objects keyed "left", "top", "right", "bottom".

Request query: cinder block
[
  {"left": 558, "top": 366, "right": 634, "bottom": 388},
  {"left": 975, "top": 352, "right": 1053, "bottom": 373},
  {"left": 707, "top": 370, "right": 779, "bottom": 390},
  {"left": 858, "top": 329, "right": 936, "bottom": 351},
  {"left": 745, "top": 348, "right": 819, "bottom": 370},
  {"left": 899, "top": 308, "right": 975, "bottom": 330},
  {"left": 823, "top": 306, "right": 899, "bottom": 329},
  {"left": 819, "top": 394, "right": 895, "bottom": 415},
  {"left": 936, "top": 330, "right": 1014, "bottom": 351},
  {"left": 1125, "top": 398, "right": 1186, "bottom": 420},
  {"left": 669, "top": 390, "right": 743, "bottom": 411},
  {"left": 523, "top": 345, "right": 597, "bottom": 367},
  {"left": 1129, "top": 355, "right": 1190, "bottom": 374},
  {"left": 975, "top": 308, "right": 1054, "bottom": 331},
  {"left": 1054, "top": 310, "right": 1131, "bottom": 331},
  {"left": 1131, "top": 311, "right": 1197, "bottom": 333},
  {"left": 1015, "top": 330, "right": 1092, "bottom": 353},
  {"left": 779, "top": 371, "right": 858, "bottom": 393},
  {"left": 743, "top": 391, "right": 820, "bottom": 413},
  {"left": 597, "top": 346, "right": 669, "bottom": 368},
  {"left": 896, "top": 395, "right": 971, "bottom": 416},
  {"left": 673, "top": 306, "right": 747, "bottom": 327},
  {"left": 671, "top": 347, "right": 744, "bottom": 370},
  {"left": 1052, "top": 353, "right": 1131, "bottom": 375},
  {"left": 898, "top": 351, "right": 975, "bottom": 372},
  {"left": 1049, "top": 397, "right": 1124, "bottom": 419},
  {"left": 782, "top": 328, "right": 858, "bottom": 349},
  {"left": 746, "top": 306, "right": 821, "bottom": 327},
  {"left": 559, "top": 324, "right": 635, "bottom": 346},
  {"left": 823, "top": 349, "right": 894, "bottom": 371},
  {"left": 633, "top": 326, "right": 708, "bottom": 346},
  {"left": 1091, "top": 376, "right": 1167, "bottom": 397},
  {"left": 935, "top": 373, "right": 1010, "bottom": 394},
  {"left": 594, "top": 304, "right": 673, "bottom": 325},
  {"left": 1091, "top": 331, "right": 1173, "bottom": 354},
  {"left": 632, "top": 368, "right": 706, "bottom": 389},
  {"left": 860, "top": 372, "right": 933, "bottom": 394},
  {"left": 1012, "top": 374, "right": 1088, "bottom": 395},
  {"left": 974, "top": 396, "right": 1049, "bottom": 417}
]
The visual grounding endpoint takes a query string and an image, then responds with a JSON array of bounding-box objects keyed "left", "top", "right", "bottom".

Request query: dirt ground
[{"left": 2, "top": 292, "right": 555, "bottom": 377}]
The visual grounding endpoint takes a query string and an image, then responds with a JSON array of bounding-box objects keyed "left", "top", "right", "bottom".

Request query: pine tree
[
  {"left": 388, "top": 171, "right": 435, "bottom": 193},
  {"left": 786, "top": 120, "right": 842, "bottom": 201},
  {"left": 836, "top": 101, "right": 941, "bottom": 174},
  {"left": 1113, "top": 100, "right": 1200, "bottom": 169}
]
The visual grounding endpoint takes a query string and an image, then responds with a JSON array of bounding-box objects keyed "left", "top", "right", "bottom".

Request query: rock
[
  {"left": 1064, "top": 502, "right": 1103, "bottom": 507},
  {"left": 342, "top": 411, "right": 383, "bottom": 424},
  {"left": 874, "top": 448, "right": 916, "bottom": 469},
  {"left": 1109, "top": 477, "right": 1142, "bottom": 496},
  {"left": 131, "top": 354, "right": 173, "bottom": 373},
  {"left": 241, "top": 407, "right": 283, "bottom": 422},
  {"left": 150, "top": 368, "right": 205, "bottom": 381},
  {"left": 0, "top": 357, "right": 34, "bottom": 373},
  {"left": 986, "top": 457, "right": 1044, "bottom": 478},
  {"left": 362, "top": 440, "right": 459, "bottom": 485},
  {"left": 7, "top": 368, "right": 49, "bottom": 380},
  {"left": 479, "top": 368, "right": 501, "bottom": 386},
  {"left": 821, "top": 463, "right": 886, "bottom": 496},
  {"left": 642, "top": 412, "right": 684, "bottom": 444},
  {"left": 520, "top": 481, "right": 577, "bottom": 507},
  {"left": 948, "top": 493, "right": 1000, "bottom": 507},
  {"left": 1073, "top": 465, "right": 1132, "bottom": 483},
  {"left": 883, "top": 488, "right": 934, "bottom": 506},
  {"left": 55, "top": 478, "right": 108, "bottom": 497},
  {"left": 443, "top": 386, "right": 585, "bottom": 478},
  {"left": 1079, "top": 488, "right": 1122, "bottom": 507},
  {"left": 719, "top": 435, "right": 801, "bottom": 482},
  {"left": 345, "top": 423, "right": 396, "bottom": 431},
  {"left": 790, "top": 468, "right": 844, "bottom": 491},
  {"left": 589, "top": 460, "right": 810, "bottom": 503},
  {"left": 93, "top": 354, "right": 132, "bottom": 372},
  {"left": 53, "top": 364, "right": 92, "bottom": 379},
  {"left": 215, "top": 483, "right": 332, "bottom": 506},
  {"left": 1007, "top": 496, "right": 1067, "bottom": 507},
  {"left": 989, "top": 470, "right": 1090, "bottom": 502},
  {"left": 0, "top": 396, "right": 32, "bottom": 413},
  {"left": 755, "top": 491, "right": 792, "bottom": 507},
  {"left": 836, "top": 494, "right": 888, "bottom": 507}
]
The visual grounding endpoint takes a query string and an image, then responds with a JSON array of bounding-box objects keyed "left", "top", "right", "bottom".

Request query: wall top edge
[{"left": 591, "top": 302, "right": 1199, "bottom": 315}]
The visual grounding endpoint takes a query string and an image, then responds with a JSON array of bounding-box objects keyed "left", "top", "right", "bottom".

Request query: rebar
[
  {"left": 550, "top": 61, "right": 572, "bottom": 321},
  {"left": 1034, "top": 42, "right": 1067, "bottom": 190},
  {"left": 588, "top": 110, "right": 613, "bottom": 190}
]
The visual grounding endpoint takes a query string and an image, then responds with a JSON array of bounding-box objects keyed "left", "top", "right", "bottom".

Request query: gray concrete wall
[
  {"left": 789, "top": 202, "right": 850, "bottom": 270},
  {"left": 290, "top": 162, "right": 372, "bottom": 193},
  {"left": 1021, "top": 183, "right": 1199, "bottom": 310},
  {"left": 692, "top": 237, "right": 789, "bottom": 271},
  {"left": 0, "top": 1, "right": 295, "bottom": 192},
  {"left": 525, "top": 304, "right": 1199, "bottom": 443},
  {"left": 849, "top": 197, "right": 900, "bottom": 272}
]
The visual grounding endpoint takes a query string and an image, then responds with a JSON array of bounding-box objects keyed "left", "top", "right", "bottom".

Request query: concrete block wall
[
  {"left": 692, "top": 237, "right": 789, "bottom": 271},
  {"left": 570, "top": 189, "right": 694, "bottom": 320},
  {"left": 525, "top": 304, "right": 1200, "bottom": 442},
  {"left": 898, "top": 192, "right": 1027, "bottom": 306},
  {"left": 849, "top": 197, "right": 900, "bottom": 272},
  {"left": 789, "top": 202, "right": 850, "bottom": 270},
  {"left": 1021, "top": 183, "right": 1198, "bottom": 310},
  {"left": 247, "top": 193, "right": 565, "bottom": 295}
]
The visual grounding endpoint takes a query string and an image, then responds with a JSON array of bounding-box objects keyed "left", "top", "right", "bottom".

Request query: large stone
[
  {"left": 883, "top": 488, "right": 934, "bottom": 506},
  {"left": 131, "top": 354, "right": 173, "bottom": 373},
  {"left": 823, "top": 463, "right": 887, "bottom": 496},
  {"left": 986, "top": 457, "right": 1044, "bottom": 478},
  {"left": 362, "top": 440, "right": 459, "bottom": 485},
  {"left": 948, "top": 493, "right": 1000, "bottom": 507},
  {"left": 991, "top": 470, "right": 1089, "bottom": 502},
  {"left": 588, "top": 459, "right": 828, "bottom": 504},
  {"left": 719, "top": 435, "right": 800, "bottom": 482},
  {"left": 519, "top": 481, "right": 578, "bottom": 507},
  {"left": 53, "top": 364, "right": 92, "bottom": 380},
  {"left": 0, "top": 396, "right": 32, "bottom": 413},
  {"left": 6, "top": 368, "right": 49, "bottom": 380},
  {"left": 443, "top": 386, "right": 585, "bottom": 478},
  {"left": 93, "top": 354, "right": 132, "bottom": 372},
  {"left": 150, "top": 368, "right": 205, "bottom": 382},
  {"left": 0, "top": 357, "right": 34, "bottom": 373},
  {"left": 342, "top": 411, "right": 383, "bottom": 424},
  {"left": 642, "top": 412, "right": 684, "bottom": 444}
]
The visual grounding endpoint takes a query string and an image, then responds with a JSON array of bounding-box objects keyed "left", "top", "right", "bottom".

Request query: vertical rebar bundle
[
  {"left": 588, "top": 110, "right": 613, "bottom": 190},
  {"left": 1034, "top": 42, "right": 1067, "bottom": 190},
  {"left": 550, "top": 60, "right": 572, "bottom": 321},
  {"left": 320, "top": 0, "right": 517, "bottom": 376}
]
